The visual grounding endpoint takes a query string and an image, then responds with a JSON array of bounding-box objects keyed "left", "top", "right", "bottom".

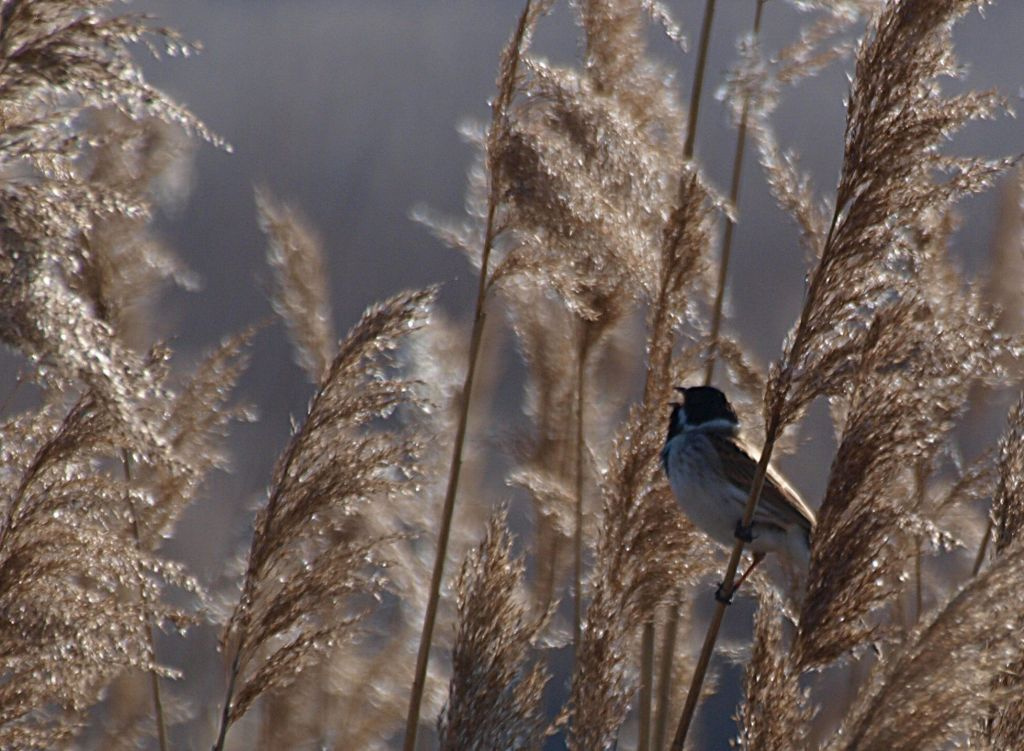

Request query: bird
[{"left": 661, "top": 385, "right": 815, "bottom": 600}]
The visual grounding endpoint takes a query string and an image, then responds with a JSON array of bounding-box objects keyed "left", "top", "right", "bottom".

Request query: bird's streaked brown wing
[{"left": 707, "top": 433, "right": 816, "bottom": 531}]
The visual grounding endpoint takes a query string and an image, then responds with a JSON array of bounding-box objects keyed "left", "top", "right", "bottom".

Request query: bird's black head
[{"left": 667, "top": 386, "right": 739, "bottom": 439}]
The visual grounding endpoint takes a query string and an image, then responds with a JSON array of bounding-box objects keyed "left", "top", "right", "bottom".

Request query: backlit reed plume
[
  {"left": 675, "top": 0, "right": 1014, "bottom": 745},
  {"left": 299, "top": 312, "right": 491, "bottom": 751},
  {"left": 438, "top": 508, "right": 549, "bottom": 750},
  {"left": 736, "top": 589, "right": 810, "bottom": 751},
  {"left": 138, "top": 330, "right": 254, "bottom": 546},
  {"left": 0, "top": 1, "right": 221, "bottom": 472},
  {"left": 490, "top": 0, "right": 687, "bottom": 651},
  {"left": 795, "top": 225, "right": 1002, "bottom": 665},
  {"left": 767, "top": 0, "right": 1008, "bottom": 430},
  {"left": 0, "top": 395, "right": 194, "bottom": 749},
  {"left": 555, "top": 3, "right": 731, "bottom": 746},
  {"left": 827, "top": 541, "right": 1024, "bottom": 751},
  {"left": 253, "top": 193, "right": 483, "bottom": 747},
  {"left": 75, "top": 111, "right": 197, "bottom": 349},
  {"left": 214, "top": 288, "right": 434, "bottom": 750},
  {"left": 0, "top": 4, "right": 235, "bottom": 748},
  {"left": 256, "top": 187, "right": 336, "bottom": 382},
  {"left": 977, "top": 395, "right": 1024, "bottom": 747},
  {"left": 786, "top": 0, "right": 1010, "bottom": 666},
  {"left": 504, "top": 294, "right": 580, "bottom": 617},
  {"left": 566, "top": 408, "right": 708, "bottom": 750},
  {"left": 992, "top": 395, "right": 1024, "bottom": 554}
]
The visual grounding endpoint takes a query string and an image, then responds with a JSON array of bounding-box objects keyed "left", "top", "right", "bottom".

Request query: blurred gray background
[{"left": 120, "top": 1, "right": 1024, "bottom": 747}]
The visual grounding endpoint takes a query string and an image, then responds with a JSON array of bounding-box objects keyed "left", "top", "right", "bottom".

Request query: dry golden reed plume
[
  {"left": 214, "top": 288, "right": 434, "bottom": 750},
  {"left": 438, "top": 508, "right": 549, "bottom": 750}
]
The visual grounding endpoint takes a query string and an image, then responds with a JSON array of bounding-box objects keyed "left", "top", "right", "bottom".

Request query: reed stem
[
  {"left": 654, "top": 3, "right": 764, "bottom": 744},
  {"left": 683, "top": 0, "right": 718, "bottom": 162},
  {"left": 212, "top": 650, "right": 242, "bottom": 751},
  {"left": 122, "top": 452, "right": 169, "bottom": 751},
  {"left": 641, "top": 0, "right": 718, "bottom": 734},
  {"left": 403, "top": 5, "right": 533, "bottom": 748},
  {"left": 639, "top": 624, "right": 655, "bottom": 751},
  {"left": 573, "top": 330, "right": 591, "bottom": 654},
  {"left": 973, "top": 517, "right": 993, "bottom": 576},
  {"left": 670, "top": 431, "right": 778, "bottom": 751}
]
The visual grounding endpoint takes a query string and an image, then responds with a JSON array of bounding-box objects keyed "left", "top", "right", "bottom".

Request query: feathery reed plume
[
  {"left": 404, "top": 4, "right": 550, "bottom": 747},
  {"left": 65, "top": 104, "right": 205, "bottom": 751},
  {"left": 0, "top": 1, "right": 220, "bottom": 465},
  {"left": 214, "top": 288, "right": 434, "bottom": 750},
  {"left": 0, "top": 395, "right": 193, "bottom": 749},
  {"left": 91, "top": 333, "right": 250, "bottom": 751},
  {"left": 438, "top": 508, "right": 549, "bottom": 750},
  {"left": 75, "top": 112, "right": 197, "bottom": 348},
  {"left": 795, "top": 243, "right": 1001, "bottom": 665},
  {"left": 769, "top": 0, "right": 1009, "bottom": 430},
  {"left": 974, "top": 395, "right": 1024, "bottom": 746},
  {"left": 490, "top": 0, "right": 686, "bottom": 658},
  {"left": 562, "top": 7, "right": 725, "bottom": 742},
  {"left": 287, "top": 312, "right": 489, "bottom": 751},
  {"left": 138, "top": 330, "right": 255, "bottom": 546},
  {"left": 256, "top": 187, "right": 336, "bottom": 382},
  {"left": 993, "top": 395, "right": 1024, "bottom": 555},
  {"left": 828, "top": 541, "right": 1024, "bottom": 751},
  {"left": 740, "top": 6, "right": 866, "bottom": 264},
  {"left": 736, "top": 589, "right": 811, "bottom": 751},
  {"left": 566, "top": 406, "right": 708, "bottom": 750},
  {"left": 504, "top": 292, "right": 579, "bottom": 616},
  {"left": 511, "top": 4, "right": 727, "bottom": 745},
  {"left": 674, "top": 0, "right": 1012, "bottom": 744},
  {"left": 488, "top": 0, "right": 684, "bottom": 311}
]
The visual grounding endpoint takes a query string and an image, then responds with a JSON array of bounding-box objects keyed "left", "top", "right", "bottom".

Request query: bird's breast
[{"left": 662, "top": 433, "right": 738, "bottom": 546}]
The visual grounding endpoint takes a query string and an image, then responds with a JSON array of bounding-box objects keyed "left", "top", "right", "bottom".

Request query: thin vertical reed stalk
[
  {"left": 403, "top": 4, "right": 534, "bottom": 748},
  {"left": 573, "top": 332, "right": 591, "bottom": 653},
  {"left": 213, "top": 652, "right": 241, "bottom": 751},
  {"left": 704, "top": 0, "right": 765, "bottom": 384},
  {"left": 639, "top": 0, "right": 717, "bottom": 739},
  {"left": 669, "top": 433, "right": 777, "bottom": 751},
  {"left": 403, "top": 207, "right": 493, "bottom": 751},
  {"left": 122, "top": 451, "right": 169, "bottom": 751},
  {"left": 652, "top": 603, "right": 680, "bottom": 751},
  {"left": 652, "top": 3, "right": 765, "bottom": 745},
  {"left": 670, "top": 207, "right": 842, "bottom": 751},
  {"left": 683, "top": 0, "right": 718, "bottom": 162},
  {"left": 913, "top": 463, "right": 927, "bottom": 623},
  {"left": 638, "top": 625, "right": 655, "bottom": 751},
  {"left": 973, "top": 518, "right": 993, "bottom": 575}
]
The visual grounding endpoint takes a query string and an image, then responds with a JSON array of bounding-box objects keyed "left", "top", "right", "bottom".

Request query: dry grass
[
  {"left": 0, "top": 0, "right": 1021, "bottom": 749},
  {"left": 438, "top": 508, "right": 549, "bottom": 750}
]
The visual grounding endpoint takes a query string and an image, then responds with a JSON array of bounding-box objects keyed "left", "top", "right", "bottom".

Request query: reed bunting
[{"left": 661, "top": 385, "right": 815, "bottom": 597}]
